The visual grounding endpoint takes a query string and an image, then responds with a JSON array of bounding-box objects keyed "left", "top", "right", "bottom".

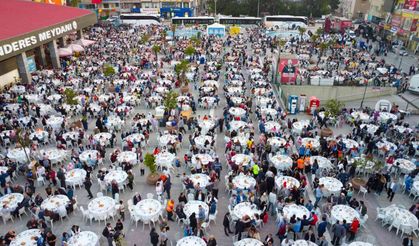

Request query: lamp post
[
  {"left": 214, "top": 0, "right": 217, "bottom": 17},
  {"left": 257, "top": 0, "right": 260, "bottom": 17},
  {"left": 360, "top": 78, "right": 368, "bottom": 109}
]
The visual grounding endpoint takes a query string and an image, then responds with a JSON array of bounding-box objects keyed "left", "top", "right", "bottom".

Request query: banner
[
  {"left": 279, "top": 58, "right": 299, "bottom": 84},
  {"left": 92, "top": 0, "right": 103, "bottom": 3},
  {"left": 34, "top": 0, "right": 64, "bottom": 4},
  {"left": 27, "top": 57, "right": 37, "bottom": 73}
]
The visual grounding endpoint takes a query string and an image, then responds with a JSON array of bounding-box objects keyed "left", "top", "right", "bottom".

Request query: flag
[{"left": 92, "top": 0, "right": 102, "bottom": 3}]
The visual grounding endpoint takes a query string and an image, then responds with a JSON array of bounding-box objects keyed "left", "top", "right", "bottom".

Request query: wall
[{"left": 280, "top": 85, "right": 397, "bottom": 103}]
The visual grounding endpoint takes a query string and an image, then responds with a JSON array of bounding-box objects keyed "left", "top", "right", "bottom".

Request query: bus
[
  {"left": 264, "top": 15, "right": 308, "bottom": 30},
  {"left": 219, "top": 16, "right": 262, "bottom": 25},
  {"left": 120, "top": 14, "right": 161, "bottom": 26},
  {"left": 172, "top": 16, "right": 215, "bottom": 25}
]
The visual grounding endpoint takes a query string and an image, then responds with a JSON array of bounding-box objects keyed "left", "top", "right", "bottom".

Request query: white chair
[
  {"left": 0, "top": 212, "right": 14, "bottom": 224},
  {"left": 360, "top": 214, "right": 368, "bottom": 229},
  {"left": 208, "top": 211, "right": 217, "bottom": 226},
  {"left": 114, "top": 193, "right": 120, "bottom": 202},
  {"left": 118, "top": 184, "right": 125, "bottom": 193},
  {"left": 187, "top": 193, "right": 195, "bottom": 201},
  {"left": 98, "top": 180, "right": 108, "bottom": 194},
  {"left": 37, "top": 175, "right": 46, "bottom": 187},
  {"left": 147, "top": 193, "right": 154, "bottom": 199},
  {"left": 18, "top": 207, "right": 28, "bottom": 220},
  {"left": 44, "top": 216, "right": 54, "bottom": 229},
  {"left": 358, "top": 186, "right": 367, "bottom": 198},
  {"left": 142, "top": 219, "right": 152, "bottom": 230},
  {"left": 97, "top": 192, "right": 103, "bottom": 198},
  {"left": 375, "top": 207, "right": 386, "bottom": 222}
]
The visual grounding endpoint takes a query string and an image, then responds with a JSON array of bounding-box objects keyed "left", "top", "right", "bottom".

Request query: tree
[
  {"left": 175, "top": 60, "right": 190, "bottom": 86},
  {"left": 70, "top": 0, "right": 80, "bottom": 7},
  {"left": 103, "top": 64, "right": 115, "bottom": 77},
  {"left": 64, "top": 88, "right": 78, "bottom": 105},
  {"left": 152, "top": 45, "right": 161, "bottom": 60},
  {"left": 139, "top": 34, "right": 150, "bottom": 45},
  {"left": 190, "top": 36, "right": 201, "bottom": 47},
  {"left": 184, "top": 45, "right": 196, "bottom": 58},
  {"left": 298, "top": 27, "right": 306, "bottom": 40},
  {"left": 324, "top": 99, "right": 345, "bottom": 117},
  {"left": 274, "top": 39, "right": 287, "bottom": 84},
  {"left": 316, "top": 27, "right": 324, "bottom": 36},
  {"left": 144, "top": 153, "right": 157, "bottom": 174},
  {"left": 319, "top": 42, "right": 329, "bottom": 56},
  {"left": 164, "top": 91, "right": 179, "bottom": 111},
  {"left": 15, "top": 129, "right": 31, "bottom": 163},
  {"left": 310, "top": 34, "right": 319, "bottom": 44}
]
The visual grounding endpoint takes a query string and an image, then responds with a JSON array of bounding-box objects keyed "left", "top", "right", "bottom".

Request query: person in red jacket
[{"left": 348, "top": 217, "right": 360, "bottom": 242}]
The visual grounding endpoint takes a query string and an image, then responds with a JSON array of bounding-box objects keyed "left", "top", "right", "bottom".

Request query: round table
[
  {"left": 117, "top": 151, "right": 137, "bottom": 164},
  {"left": 293, "top": 120, "right": 310, "bottom": 134},
  {"left": 256, "top": 96, "right": 272, "bottom": 107},
  {"left": 25, "top": 95, "right": 41, "bottom": 103},
  {"left": 7, "top": 148, "right": 30, "bottom": 163},
  {"left": 41, "top": 195, "right": 70, "bottom": 212},
  {"left": 394, "top": 125, "right": 413, "bottom": 134},
  {"left": 276, "top": 176, "right": 301, "bottom": 189},
  {"left": 230, "top": 96, "right": 244, "bottom": 105},
  {"left": 319, "top": 177, "right": 343, "bottom": 196},
  {"left": 231, "top": 134, "right": 249, "bottom": 147},
  {"left": 360, "top": 124, "right": 379, "bottom": 135},
  {"left": 348, "top": 242, "right": 373, "bottom": 246},
  {"left": 233, "top": 174, "right": 256, "bottom": 190},
  {"left": 46, "top": 116, "right": 64, "bottom": 129},
  {"left": 0, "top": 193, "right": 24, "bottom": 213},
  {"left": 183, "top": 201, "right": 209, "bottom": 218},
  {"left": 379, "top": 112, "right": 397, "bottom": 122},
  {"left": 261, "top": 108, "right": 277, "bottom": 117},
  {"left": 124, "top": 133, "right": 145, "bottom": 145},
  {"left": 105, "top": 116, "right": 124, "bottom": 130},
  {"left": 331, "top": 205, "right": 360, "bottom": 224},
  {"left": 264, "top": 121, "right": 281, "bottom": 133},
  {"left": 176, "top": 236, "right": 206, "bottom": 246},
  {"left": 62, "top": 131, "right": 79, "bottom": 141},
  {"left": 67, "top": 231, "right": 99, "bottom": 246},
  {"left": 234, "top": 238, "right": 263, "bottom": 246},
  {"left": 283, "top": 204, "right": 310, "bottom": 220},
  {"left": 159, "top": 134, "right": 178, "bottom": 146},
  {"left": 194, "top": 135, "right": 214, "bottom": 149},
  {"left": 29, "top": 130, "right": 49, "bottom": 141},
  {"left": 39, "top": 148, "right": 67, "bottom": 164},
  {"left": 65, "top": 169, "right": 87, "bottom": 187},
  {"left": 9, "top": 229, "right": 41, "bottom": 246},
  {"left": 227, "top": 86, "right": 244, "bottom": 95},
  {"left": 301, "top": 138, "right": 320, "bottom": 149},
  {"left": 94, "top": 132, "right": 112, "bottom": 146},
  {"left": 394, "top": 159, "right": 416, "bottom": 174},
  {"left": 383, "top": 205, "right": 419, "bottom": 232},
  {"left": 341, "top": 139, "right": 359, "bottom": 149},
  {"left": 229, "top": 107, "right": 246, "bottom": 117},
  {"left": 104, "top": 170, "right": 128, "bottom": 185},
  {"left": 233, "top": 202, "right": 261, "bottom": 220},
  {"left": 197, "top": 119, "right": 216, "bottom": 133},
  {"left": 310, "top": 156, "right": 333, "bottom": 170},
  {"left": 231, "top": 154, "right": 253, "bottom": 167},
  {"left": 267, "top": 137, "right": 287, "bottom": 149},
  {"left": 133, "top": 198, "right": 162, "bottom": 221},
  {"left": 155, "top": 152, "right": 176, "bottom": 169},
  {"left": 351, "top": 111, "right": 369, "bottom": 122},
  {"left": 376, "top": 140, "right": 397, "bottom": 151},
  {"left": 190, "top": 173, "right": 211, "bottom": 189},
  {"left": 270, "top": 155, "right": 292, "bottom": 170},
  {"left": 229, "top": 120, "right": 247, "bottom": 131},
  {"left": 292, "top": 240, "right": 318, "bottom": 246},
  {"left": 88, "top": 196, "right": 116, "bottom": 220},
  {"left": 79, "top": 150, "right": 99, "bottom": 162},
  {"left": 191, "top": 154, "right": 214, "bottom": 166}
]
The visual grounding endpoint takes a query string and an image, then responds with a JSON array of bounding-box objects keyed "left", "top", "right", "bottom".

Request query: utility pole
[
  {"left": 257, "top": 0, "right": 260, "bottom": 17},
  {"left": 214, "top": 0, "right": 217, "bottom": 17},
  {"left": 360, "top": 78, "right": 368, "bottom": 109}
]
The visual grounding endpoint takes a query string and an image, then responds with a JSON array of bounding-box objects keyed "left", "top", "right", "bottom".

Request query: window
[{"left": 103, "top": 3, "right": 109, "bottom": 8}]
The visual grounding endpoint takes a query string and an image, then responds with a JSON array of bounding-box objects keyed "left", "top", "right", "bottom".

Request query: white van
[{"left": 408, "top": 74, "right": 419, "bottom": 94}]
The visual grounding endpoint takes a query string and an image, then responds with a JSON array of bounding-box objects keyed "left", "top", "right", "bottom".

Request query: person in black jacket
[
  {"left": 149, "top": 227, "right": 159, "bottom": 246},
  {"left": 83, "top": 177, "right": 93, "bottom": 199},
  {"left": 223, "top": 212, "right": 233, "bottom": 236},
  {"left": 403, "top": 235, "right": 414, "bottom": 246},
  {"left": 189, "top": 212, "right": 197, "bottom": 235}
]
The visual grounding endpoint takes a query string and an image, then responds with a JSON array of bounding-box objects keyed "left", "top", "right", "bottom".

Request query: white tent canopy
[{"left": 207, "top": 23, "right": 226, "bottom": 37}]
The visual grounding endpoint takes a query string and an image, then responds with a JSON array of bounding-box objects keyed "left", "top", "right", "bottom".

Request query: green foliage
[
  {"left": 298, "top": 27, "right": 306, "bottom": 37},
  {"left": 64, "top": 88, "right": 78, "bottom": 105},
  {"left": 152, "top": 45, "right": 161, "bottom": 55},
  {"left": 316, "top": 27, "right": 324, "bottom": 36},
  {"left": 103, "top": 64, "right": 115, "bottom": 77},
  {"left": 184, "top": 45, "right": 196, "bottom": 57},
  {"left": 324, "top": 99, "right": 345, "bottom": 117},
  {"left": 164, "top": 91, "right": 179, "bottom": 111},
  {"left": 15, "top": 129, "right": 31, "bottom": 162},
  {"left": 310, "top": 34, "right": 319, "bottom": 43},
  {"left": 70, "top": 0, "right": 80, "bottom": 7},
  {"left": 190, "top": 36, "right": 201, "bottom": 47},
  {"left": 175, "top": 60, "right": 190, "bottom": 86},
  {"left": 278, "top": 39, "right": 286, "bottom": 47},
  {"left": 139, "top": 34, "right": 150, "bottom": 45},
  {"left": 144, "top": 153, "right": 157, "bottom": 174}
]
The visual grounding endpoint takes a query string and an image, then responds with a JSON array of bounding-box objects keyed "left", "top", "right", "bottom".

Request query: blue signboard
[{"left": 27, "top": 57, "right": 36, "bottom": 73}]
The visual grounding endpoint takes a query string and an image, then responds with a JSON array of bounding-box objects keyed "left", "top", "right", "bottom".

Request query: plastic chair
[
  {"left": 358, "top": 186, "right": 368, "bottom": 198},
  {"left": 1, "top": 212, "right": 14, "bottom": 224},
  {"left": 147, "top": 193, "right": 154, "bottom": 199},
  {"left": 18, "top": 207, "right": 28, "bottom": 220}
]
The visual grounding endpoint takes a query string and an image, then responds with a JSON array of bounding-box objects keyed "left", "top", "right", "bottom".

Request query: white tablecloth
[
  {"left": 360, "top": 124, "right": 378, "bottom": 135},
  {"left": 276, "top": 176, "right": 301, "bottom": 189},
  {"left": 11, "top": 85, "right": 26, "bottom": 94},
  {"left": 231, "top": 134, "right": 249, "bottom": 147},
  {"left": 348, "top": 242, "right": 373, "bottom": 246},
  {"left": 65, "top": 169, "right": 87, "bottom": 186},
  {"left": 155, "top": 152, "right": 176, "bottom": 168},
  {"left": 331, "top": 205, "right": 360, "bottom": 224},
  {"left": 25, "top": 94, "right": 41, "bottom": 103},
  {"left": 159, "top": 134, "right": 178, "bottom": 146},
  {"left": 39, "top": 148, "right": 67, "bottom": 164},
  {"left": 233, "top": 174, "right": 256, "bottom": 190},
  {"left": 194, "top": 135, "right": 214, "bottom": 149},
  {"left": 105, "top": 116, "right": 124, "bottom": 130},
  {"left": 310, "top": 156, "right": 332, "bottom": 170},
  {"left": 79, "top": 150, "right": 99, "bottom": 162},
  {"left": 0, "top": 193, "right": 24, "bottom": 213},
  {"left": 229, "top": 107, "right": 246, "bottom": 117},
  {"left": 117, "top": 151, "right": 137, "bottom": 164},
  {"left": 351, "top": 111, "right": 369, "bottom": 122},
  {"left": 176, "top": 236, "right": 206, "bottom": 246},
  {"left": 230, "top": 96, "right": 244, "bottom": 105},
  {"left": 264, "top": 121, "right": 281, "bottom": 133},
  {"left": 394, "top": 125, "right": 413, "bottom": 134},
  {"left": 233, "top": 202, "right": 261, "bottom": 220},
  {"left": 197, "top": 119, "right": 216, "bottom": 133},
  {"left": 394, "top": 159, "right": 416, "bottom": 173},
  {"left": 226, "top": 86, "right": 244, "bottom": 95},
  {"left": 124, "top": 133, "right": 145, "bottom": 144},
  {"left": 29, "top": 130, "right": 49, "bottom": 141},
  {"left": 376, "top": 140, "right": 397, "bottom": 151},
  {"left": 379, "top": 112, "right": 397, "bottom": 122},
  {"left": 133, "top": 198, "right": 162, "bottom": 221},
  {"left": 319, "top": 177, "right": 343, "bottom": 195},
  {"left": 183, "top": 201, "right": 209, "bottom": 218},
  {"left": 104, "top": 170, "right": 128, "bottom": 185},
  {"left": 234, "top": 238, "right": 264, "bottom": 246},
  {"left": 293, "top": 120, "right": 310, "bottom": 134},
  {"left": 7, "top": 148, "right": 30, "bottom": 163},
  {"left": 292, "top": 240, "right": 318, "bottom": 246},
  {"left": 283, "top": 204, "right": 310, "bottom": 220},
  {"left": 261, "top": 108, "right": 277, "bottom": 117},
  {"left": 41, "top": 195, "right": 70, "bottom": 212},
  {"left": 341, "top": 139, "right": 359, "bottom": 149},
  {"left": 203, "top": 80, "right": 219, "bottom": 88},
  {"left": 94, "top": 132, "right": 112, "bottom": 146},
  {"left": 229, "top": 120, "right": 247, "bottom": 131},
  {"left": 46, "top": 116, "right": 64, "bottom": 129},
  {"left": 63, "top": 104, "right": 82, "bottom": 113},
  {"left": 301, "top": 138, "right": 320, "bottom": 149},
  {"left": 231, "top": 154, "right": 253, "bottom": 167},
  {"left": 190, "top": 174, "right": 211, "bottom": 189},
  {"left": 88, "top": 196, "right": 116, "bottom": 219},
  {"left": 191, "top": 154, "right": 214, "bottom": 166},
  {"left": 67, "top": 231, "right": 99, "bottom": 246},
  {"left": 62, "top": 131, "right": 79, "bottom": 141},
  {"left": 39, "top": 104, "right": 55, "bottom": 115},
  {"left": 47, "top": 94, "right": 62, "bottom": 102},
  {"left": 10, "top": 229, "right": 41, "bottom": 246},
  {"left": 267, "top": 137, "right": 286, "bottom": 149},
  {"left": 383, "top": 205, "right": 419, "bottom": 232},
  {"left": 270, "top": 155, "right": 293, "bottom": 170}
]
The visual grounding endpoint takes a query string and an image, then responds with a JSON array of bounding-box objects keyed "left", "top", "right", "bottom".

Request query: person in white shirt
[{"left": 281, "top": 238, "right": 294, "bottom": 246}]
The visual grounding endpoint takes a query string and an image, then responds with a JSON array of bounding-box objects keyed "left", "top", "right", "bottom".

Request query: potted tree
[
  {"left": 350, "top": 158, "right": 368, "bottom": 190},
  {"left": 175, "top": 60, "right": 190, "bottom": 93},
  {"left": 164, "top": 90, "right": 179, "bottom": 111},
  {"left": 152, "top": 44, "right": 161, "bottom": 62},
  {"left": 144, "top": 153, "right": 160, "bottom": 185},
  {"left": 321, "top": 99, "right": 345, "bottom": 137}
]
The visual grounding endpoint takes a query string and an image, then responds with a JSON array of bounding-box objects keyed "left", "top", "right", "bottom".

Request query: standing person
[
  {"left": 198, "top": 205, "right": 206, "bottom": 228},
  {"left": 223, "top": 212, "right": 233, "bottom": 236},
  {"left": 166, "top": 199, "right": 175, "bottom": 221},
  {"left": 403, "top": 234, "right": 415, "bottom": 246},
  {"left": 118, "top": 200, "right": 125, "bottom": 221},
  {"left": 111, "top": 181, "right": 118, "bottom": 199},
  {"left": 347, "top": 217, "right": 360, "bottom": 242},
  {"left": 102, "top": 223, "right": 115, "bottom": 246},
  {"left": 331, "top": 221, "right": 346, "bottom": 246},
  {"left": 218, "top": 118, "right": 224, "bottom": 133},
  {"left": 150, "top": 227, "right": 159, "bottom": 246},
  {"left": 127, "top": 171, "right": 134, "bottom": 191},
  {"left": 163, "top": 175, "right": 171, "bottom": 199},
  {"left": 317, "top": 217, "right": 328, "bottom": 238},
  {"left": 46, "top": 231, "right": 57, "bottom": 246},
  {"left": 83, "top": 176, "right": 93, "bottom": 199},
  {"left": 314, "top": 185, "right": 323, "bottom": 208},
  {"left": 387, "top": 178, "right": 399, "bottom": 202},
  {"left": 57, "top": 166, "right": 66, "bottom": 188},
  {"left": 189, "top": 212, "right": 197, "bottom": 234}
]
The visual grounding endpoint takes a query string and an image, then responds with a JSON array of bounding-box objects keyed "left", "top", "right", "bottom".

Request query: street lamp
[
  {"left": 360, "top": 78, "right": 369, "bottom": 109},
  {"left": 257, "top": 0, "right": 260, "bottom": 17},
  {"left": 214, "top": 0, "right": 217, "bottom": 17}
]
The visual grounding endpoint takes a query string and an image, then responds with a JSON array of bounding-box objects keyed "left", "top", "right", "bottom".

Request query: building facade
[
  {"left": 339, "top": 0, "right": 371, "bottom": 20},
  {"left": 389, "top": 0, "right": 418, "bottom": 52}
]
